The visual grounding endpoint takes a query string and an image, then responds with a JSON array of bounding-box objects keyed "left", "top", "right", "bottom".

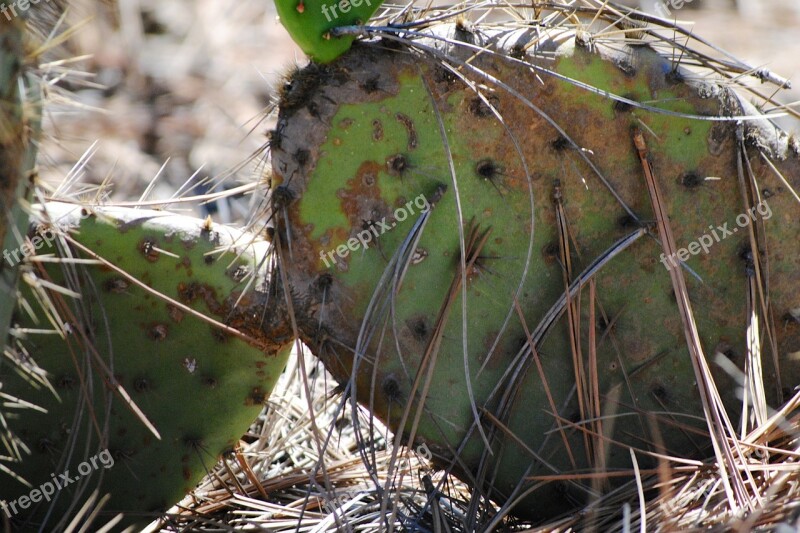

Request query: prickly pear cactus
[
  {"left": 0, "top": 203, "right": 293, "bottom": 530},
  {"left": 270, "top": 18, "right": 800, "bottom": 521}
]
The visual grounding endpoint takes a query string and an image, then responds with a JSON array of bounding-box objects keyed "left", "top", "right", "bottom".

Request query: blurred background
[{"left": 38, "top": 0, "right": 799, "bottom": 220}]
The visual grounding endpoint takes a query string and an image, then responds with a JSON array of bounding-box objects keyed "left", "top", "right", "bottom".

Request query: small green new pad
[{"left": 274, "top": 0, "right": 383, "bottom": 62}]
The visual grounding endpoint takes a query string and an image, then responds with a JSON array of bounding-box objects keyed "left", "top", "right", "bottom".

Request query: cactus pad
[
  {"left": 270, "top": 23, "right": 800, "bottom": 520},
  {"left": 0, "top": 203, "right": 292, "bottom": 529},
  {"left": 1, "top": 18, "right": 42, "bottom": 356},
  {"left": 274, "top": 0, "right": 383, "bottom": 62}
]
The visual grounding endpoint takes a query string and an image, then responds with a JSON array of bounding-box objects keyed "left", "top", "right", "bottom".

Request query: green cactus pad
[
  {"left": 274, "top": 0, "right": 383, "bottom": 62},
  {"left": 0, "top": 18, "right": 41, "bottom": 354},
  {"left": 0, "top": 203, "right": 293, "bottom": 530},
  {"left": 270, "top": 23, "right": 800, "bottom": 521}
]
